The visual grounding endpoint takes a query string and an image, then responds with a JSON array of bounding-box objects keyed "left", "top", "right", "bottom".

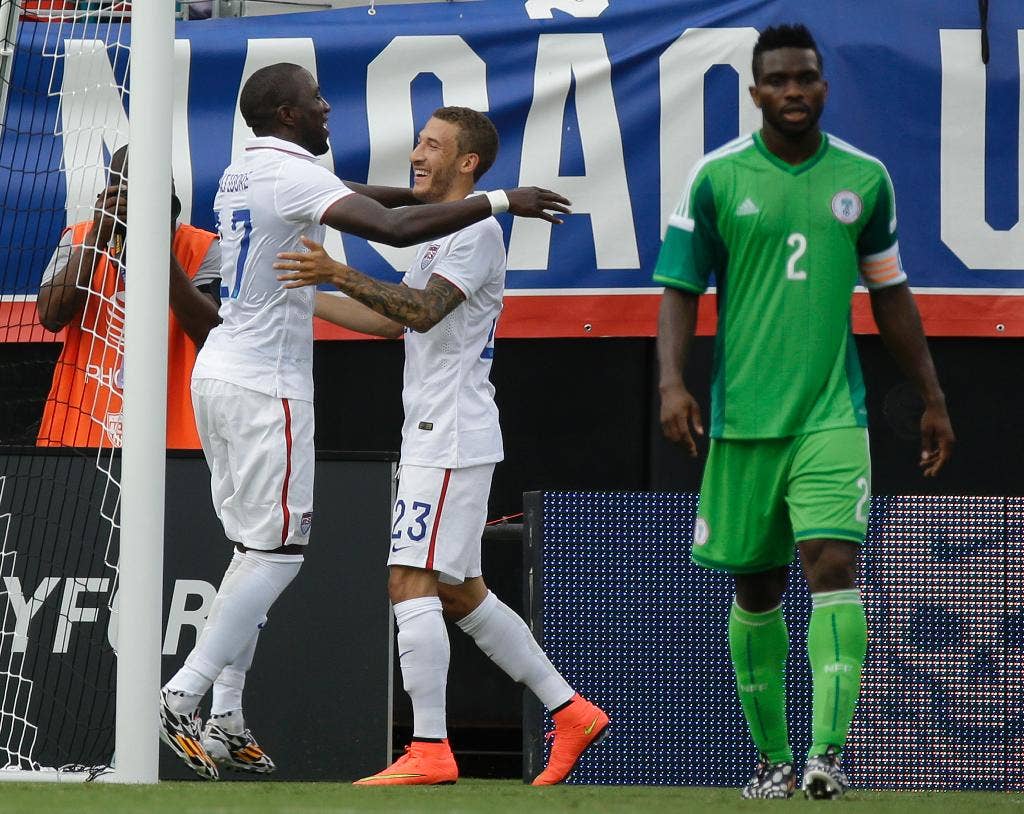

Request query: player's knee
[
  {"left": 806, "top": 548, "right": 857, "bottom": 593},
  {"left": 734, "top": 567, "right": 787, "bottom": 611},
  {"left": 388, "top": 565, "right": 438, "bottom": 604},
  {"left": 437, "top": 587, "right": 474, "bottom": 621}
]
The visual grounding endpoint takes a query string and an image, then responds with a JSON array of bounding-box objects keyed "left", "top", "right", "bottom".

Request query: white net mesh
[{"left": 0, "top": 0, "right": 135, "bottom": 776}]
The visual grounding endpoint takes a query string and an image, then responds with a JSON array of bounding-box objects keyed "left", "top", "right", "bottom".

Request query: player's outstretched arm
[
  {"left": 322, "top": 187, "right": 571, "bottom": 248},
  {"left": 657, "top": 286, "right": 704, "bottom": 457},
  {"left": 277, "top": 237, "right": 465, "bottom": 333},
  {"left": 314, "top": 291, "right": 404, "bottom": 339},
  {"left": 869, "top": 282, "right": 955, "bottom": 476},
  {"left": 342, "top": 181, "right": 421, "bottom": 209}
]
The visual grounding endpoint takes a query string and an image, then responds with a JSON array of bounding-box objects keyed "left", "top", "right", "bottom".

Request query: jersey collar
[
  {"left": 244, "top": 136, "right": 318, "bottom": 161},
  {"left": 753, "top": 130, "right": 829, "bottom": 175}
]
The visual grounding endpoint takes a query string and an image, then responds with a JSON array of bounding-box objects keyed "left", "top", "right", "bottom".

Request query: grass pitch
[{"left": 0, "top": 779, "right": 1021, "bottom": 813}]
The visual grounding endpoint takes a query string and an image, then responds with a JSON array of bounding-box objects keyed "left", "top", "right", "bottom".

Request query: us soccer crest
[
  {"left": 300, "top": 511, "right": 313, "bottom": 536},
  {"left": 421, "top": 244, "right": 440, "bottom": 270},
  {"left": 831, "top": 190, "right": 863, "bottom": 224},
  {"left": 104, "top": 412, "right": 124, "bottom": 448}
]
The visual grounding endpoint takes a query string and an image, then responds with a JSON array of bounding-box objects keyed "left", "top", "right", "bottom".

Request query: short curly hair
[
  {"left": 430, "top": 107, "right": 499, "bottom": 182},
  {"left": 752, "top": 24, "right": 822, "bottom": 82}
]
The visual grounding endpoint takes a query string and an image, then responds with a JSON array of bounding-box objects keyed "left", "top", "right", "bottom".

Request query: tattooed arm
[{"left": 277, "top": 236, "right": 465, "bottom": 332}]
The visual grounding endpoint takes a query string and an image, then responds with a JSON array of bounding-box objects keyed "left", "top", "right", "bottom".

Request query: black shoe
[
  {"left": 802, "top": 745, "right": 850, "bottom": 799},
  {"left": 741, "top": 752, "right": 796, "bottom": 799}
]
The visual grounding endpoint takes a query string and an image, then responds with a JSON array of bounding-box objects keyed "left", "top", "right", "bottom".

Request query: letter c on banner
[{"left": 366, "top": 36, "right": 489, "bottom": 271}]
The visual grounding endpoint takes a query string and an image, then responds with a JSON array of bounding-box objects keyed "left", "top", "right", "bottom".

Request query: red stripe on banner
[
  {"left": 1, "top": 293, "right": 1019, "bottom": 343},
  {"left": 312, "top": 293, "right": 1022, "bottom": 340},
  {"left": 0, "top": 301, "right": 60, "bottom": 342},
  {"left": 425, "top": 468, "right": 452, "bottom": 572},
  {"left": 280, "top": 399, "right": 293, "bottom": 545}
]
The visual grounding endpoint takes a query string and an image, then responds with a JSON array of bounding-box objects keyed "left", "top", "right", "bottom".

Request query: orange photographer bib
[{"left": 37, "top": 223, "right": 216, "bottom": 449}]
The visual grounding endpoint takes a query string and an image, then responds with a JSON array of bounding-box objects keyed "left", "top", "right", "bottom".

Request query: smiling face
[
  {"left": 409, "top": 117, "right": 478, "bottom": 203},
  {"left": 287, "top": 70, "right": 332, "bottom": 156},
  {"left": 750, "top": 47, "right": 828, "bottom": 140}
]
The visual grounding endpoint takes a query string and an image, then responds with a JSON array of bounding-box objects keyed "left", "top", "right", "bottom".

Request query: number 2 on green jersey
[{"left": 786, "top": 233, "right": 807, "bottom": 281}]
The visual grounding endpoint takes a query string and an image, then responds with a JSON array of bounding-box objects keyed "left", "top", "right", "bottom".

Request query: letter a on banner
[
  {"left": 509, "top": 34, "right": 638, "bottom": 271},
  {"left": 525, "top": 0, "right": 608, "bottom": 19}
]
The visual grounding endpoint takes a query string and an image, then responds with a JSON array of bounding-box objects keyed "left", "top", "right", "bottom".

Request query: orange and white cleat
[
  {"left": 159, "top": 688, "right": 219, "bottom": 781},
  {"left": 353, "top": 738, "right": 458, "bottom": 786},
  {"left": 531, "top": 693, "right": 609, "bottom": 785}
]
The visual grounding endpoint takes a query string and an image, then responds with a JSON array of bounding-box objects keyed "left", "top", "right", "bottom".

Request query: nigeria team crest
[{"left": 831, "top": 190, "right": 863, "bottom": 224}]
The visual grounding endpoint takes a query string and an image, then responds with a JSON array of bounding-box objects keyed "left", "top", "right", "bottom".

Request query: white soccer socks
[
  {"left": 394, "top": 596, "right": 450, "bottom": 740},
  {"left": 456, "top": 590, "right": 573, "bottom": 711},
  {"left": 165, "top": 550, "right": 301, "bottom": 709},
  {"left": 212, "top": 624, "right": 260, "bottom": 717}
]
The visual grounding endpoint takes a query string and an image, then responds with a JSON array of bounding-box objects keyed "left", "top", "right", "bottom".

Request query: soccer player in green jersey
[{"left": 654, "top": 24, "right": 955, "bottom": 800}]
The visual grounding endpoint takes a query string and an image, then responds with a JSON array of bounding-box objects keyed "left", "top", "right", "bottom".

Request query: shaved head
[{"left": 239, "top": 63, "right": 314, "bottom": 132}]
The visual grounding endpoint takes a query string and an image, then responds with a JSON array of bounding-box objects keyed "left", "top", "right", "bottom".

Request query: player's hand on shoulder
[
  {"left": 659, "top": 383, "right": 704, "bottom": 458},
  {"left": 504, "top": 186, "right": 572, "bottom": 224},
  {"left": 275, "top": 236, "right": 345, "bottom": 289}
]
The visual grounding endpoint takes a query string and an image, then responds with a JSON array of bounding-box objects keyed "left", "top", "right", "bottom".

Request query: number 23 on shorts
[{"left": 391, "top": 499, "right": 434, "bottom": 543}]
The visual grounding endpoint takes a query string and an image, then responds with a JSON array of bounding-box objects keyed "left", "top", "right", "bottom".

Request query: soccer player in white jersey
[
  {"left": 158, "top": 65, "right": 572, "bottom": 781},
  {"left": 275, "top": 106, "right": 609, "bottom": 787}
]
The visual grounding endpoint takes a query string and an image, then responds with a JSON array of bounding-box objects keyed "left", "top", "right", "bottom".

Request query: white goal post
[
  {"left": 115, "top": 0, "right": 173, "bottom": 785},
  {"left": 0, "top": 0, "right": 171, "bottom": 784}
]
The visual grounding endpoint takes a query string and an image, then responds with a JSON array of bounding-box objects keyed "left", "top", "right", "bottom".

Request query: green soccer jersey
[{"left": 654, "top": 130, "right": 906, "bottom": 439}]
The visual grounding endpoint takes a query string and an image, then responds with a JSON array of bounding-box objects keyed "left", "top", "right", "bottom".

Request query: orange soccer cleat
[
  {"left": 353, "top": 738, "right": 459, "bottom": 786},
  {"left": 531, "top": 693, "right": 610, "bottom": 785}
]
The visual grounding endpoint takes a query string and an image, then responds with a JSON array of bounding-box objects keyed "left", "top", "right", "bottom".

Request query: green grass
[{"left": 0, "top": 780, "right": 1020, "bottom": 814}]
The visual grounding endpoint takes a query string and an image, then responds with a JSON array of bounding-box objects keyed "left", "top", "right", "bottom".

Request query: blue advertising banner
[{"left": 2, "top": 0, "right": 1022, "bottom": 337}]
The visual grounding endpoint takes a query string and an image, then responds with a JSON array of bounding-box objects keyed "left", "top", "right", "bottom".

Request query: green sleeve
[
  {"left": 652, "top": 175, "right": 723, "bottom": 293},
  {"left": 857, "top": 166, "right": 899, "bottom": 256}
]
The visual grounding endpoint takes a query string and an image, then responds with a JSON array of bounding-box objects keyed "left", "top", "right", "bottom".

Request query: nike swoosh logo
[
  {"left": 357, "top": 772, "right": 425, "bottom": 781},
  {"left": 584, "top": 716, "right": 600, "bottom": 735},
  {"left": 391, "top": 545, "right": 411, "bottom": 553}
]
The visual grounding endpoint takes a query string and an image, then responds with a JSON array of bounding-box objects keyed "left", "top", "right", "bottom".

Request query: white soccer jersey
[
  {"left": 193, "top": 136, "right": 353, "bottom": 401},
  {"left": 400, "top": 216, "right": 505, "bottom": 469}
]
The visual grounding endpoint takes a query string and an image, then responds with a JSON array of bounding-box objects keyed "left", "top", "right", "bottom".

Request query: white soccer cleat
[
  {"left": 202, "top": 712, "right": 276, "bottom": 774},
  {"left": 159, "top": 689, "right": 219, "bottom": 781}
]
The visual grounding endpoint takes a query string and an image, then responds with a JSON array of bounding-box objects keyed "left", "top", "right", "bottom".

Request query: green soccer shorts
[{"left": 691, "top": 427, "right": 871, "bottom": 574}]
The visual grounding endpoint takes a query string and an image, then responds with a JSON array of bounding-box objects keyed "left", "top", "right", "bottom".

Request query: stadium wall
[{"left": 0, "top": 450, "right": 394, "bottom": 780}]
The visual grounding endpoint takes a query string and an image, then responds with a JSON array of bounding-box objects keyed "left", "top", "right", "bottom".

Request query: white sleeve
[
  {"left": 39, "top": 230, "right": 74, "bottom": 287},
  {"left": 431, "top": 222, "right": 506, "bottom": 299},
  {"left": 274, "top": 160, "right": 354, "bottom": 225},
  {"left": 192, "top": 239, "right": 222, "bottom": 287}
]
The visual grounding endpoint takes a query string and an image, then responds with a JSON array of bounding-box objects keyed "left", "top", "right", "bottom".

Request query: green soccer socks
[
  {"left": 807, "top": 589, "right": 867, "bottom": 758},
  {"left": 728, "top": 600, "right": 793, "bottom": 764}
]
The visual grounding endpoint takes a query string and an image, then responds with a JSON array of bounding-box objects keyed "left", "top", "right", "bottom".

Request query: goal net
[{"left": 0, "top": 0, "right": 166, "bottom": 781}]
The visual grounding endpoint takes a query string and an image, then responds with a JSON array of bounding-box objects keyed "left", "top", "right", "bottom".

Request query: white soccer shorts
[
  {"left": 387, "top": 463, "right": 495, "bottom": 584},
  {"left": 192, "top": 378, "right": 314, "bottom": 550}
]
